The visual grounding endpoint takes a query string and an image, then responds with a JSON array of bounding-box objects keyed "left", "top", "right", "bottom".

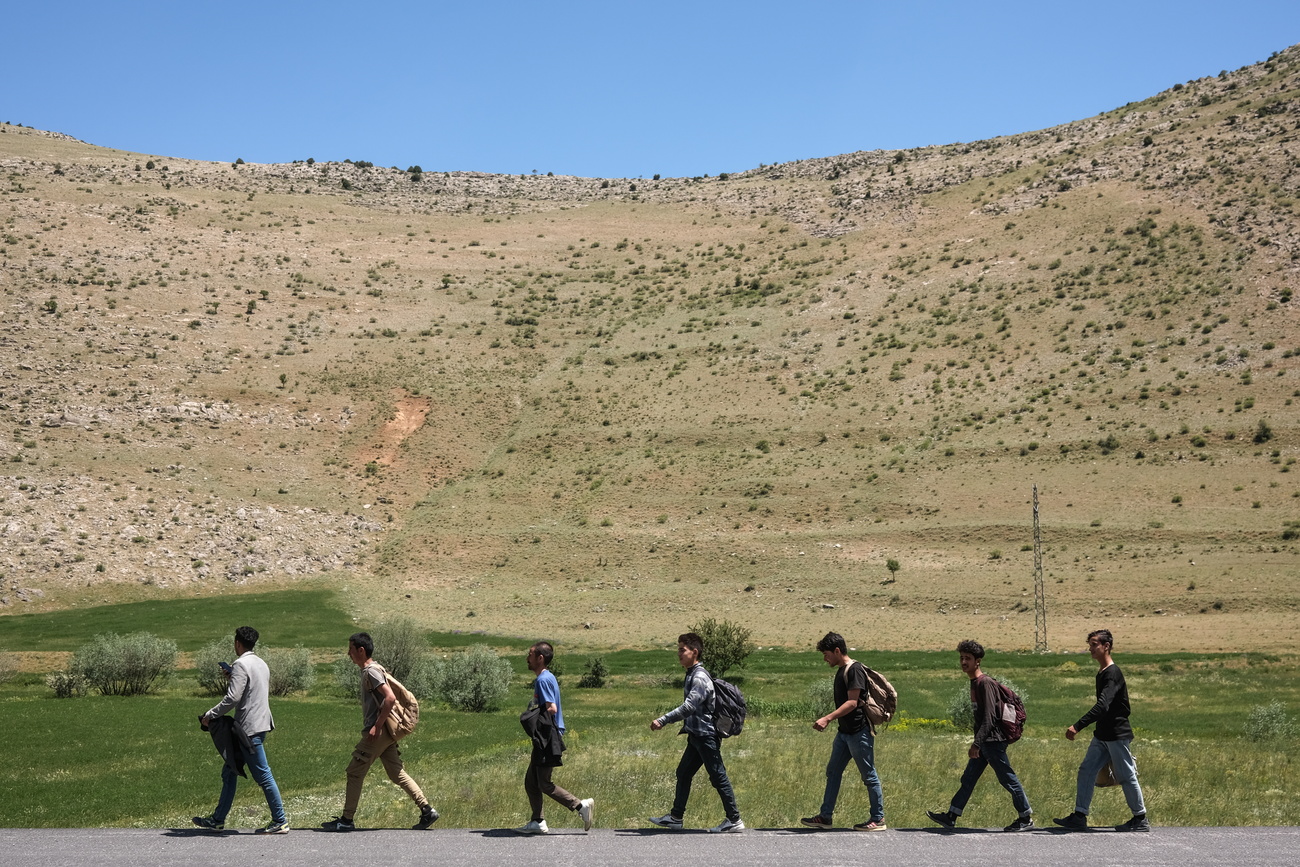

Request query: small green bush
[
  {"left": 193, "top": 638, "right": 232, "bottom": 695},
  {"left": 46, "top": 669, "right": 89, "bottom": 698},
  {"left": 72, "top": 632, "right": 177, "bottom": 696},
  {"left": 948, "top": 676, "right": 1027, "bottom": 731},
  {"left": 332, "top": 654, "right": 360, "bottom": 696},
  {"left": 688, "top": 617, "right": 755, "bottom": 678},
  {"left": 436, "top": 644, "right": 512, "bottom": 712},
  {"left": 577, "top": 656, "right": 608, "bottom": 688},
  {"left": 369, "top": 618, "right": 431, "bottom": 683},
  {"left": 265, "top": 645, "right": 315, "bottom": 696},
  {"left": 0, "top": 651, "right": 17, "bottom": 685},
  {"left": 1244, "top": 700, "right": 1295, "bottom": 741}
]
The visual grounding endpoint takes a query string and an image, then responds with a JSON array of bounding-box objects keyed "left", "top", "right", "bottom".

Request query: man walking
[
  {"left": 320, "top": 632, "right": 439, "bottom": 831},
  {"left": 926, "top": 639, "right": 1034, "bottom": 832},
  {"left": 647, "top": 632, "right": 745, "bottom": 833},
  {"left": 513, "top": 641, "right": 595, "bottom": 835},
  {"left": 193, "top": 625, "right": 289, "bottom": 834},
  {"left": 1053, "top": 628, "right": 1150, "bottom": 832},
  {"left": 799, "top": 632, "right": 886, "bottom": 832}
]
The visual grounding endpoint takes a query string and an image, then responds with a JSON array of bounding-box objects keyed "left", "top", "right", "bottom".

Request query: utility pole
[{"left": 1033, "top": 484, "right": 1047, "bottom": 653}]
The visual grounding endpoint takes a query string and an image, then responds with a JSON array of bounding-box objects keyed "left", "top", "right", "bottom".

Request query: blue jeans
[
  {"left": 672, "top": 733, "right": 740, "bottom": 822},
  {"left": 1075, "top": 736, "right": 1145, "bottom": 817},
  {"left": 215, "top": 732, "right": 286, "bottom": 825},
  {"left": 949, "top": 740, "right": 1031, "bottom": 817},
  {"left": 818, "top": 727, "right": 884, "bottom": 823}
]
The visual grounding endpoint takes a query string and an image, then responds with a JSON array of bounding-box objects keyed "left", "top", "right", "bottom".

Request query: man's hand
[
  {"left": 968, "top": 744, "right": 980, "bottom": 759},
  {"left": 1065, "top": 725, "right": 1078, "bottom": 741},
  {"left": 650, "top": 719, "right": 664, "bottom": 731},
  {"left": 367, "top": 724, "right": 381, "bottom": 738},
  {"left": 813, "top": 717, "right": 830, "bottom": 732}
]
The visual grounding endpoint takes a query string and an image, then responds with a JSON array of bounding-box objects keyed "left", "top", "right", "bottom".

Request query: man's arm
[
  {"left": 1072, "top": 666, "right": 1122, "bottom": 734},
  {"left": 653, "top": 668, "right": 710, "bottom": 729},
  {"left": 971, "top": 676, "right": 999, "bottom": 746},
  {"left": 204, "top": 658, "right": 248, "bottom": 723},
  {"left": 814, "top": 663, "right": 862, "bottom": 732},
  {"left": 368, "top": 680, "right": 397, "bottom": 738}
]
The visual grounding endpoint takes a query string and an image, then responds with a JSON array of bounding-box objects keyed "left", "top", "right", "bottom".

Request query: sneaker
[
  {"left": 1115, "top": 814, "right": 1150, "bottom": 832},
  {"left": 513, "top": 819, "right": 549, "bottom": 835},
  {"left": 191, "top": 815, "right": 224, "bottom": 831},
  {"left": 926, "top": 809, "right": 957, "bottom": 829},
  {"left": 800, "top": 815, "right": 833, "bottom": 830},
  {"left": 578, "top": 798, "right": 595, "bottom": 832},
  {"left": 255, "top": 820, "right": 290, "bottom": 835},
  {"left": 853, "top": 820, "right": 888, "bottom": 831},
  {"left": 1052, "top": 811, "right": 1087, "bottom": 831},
  {"left": 320, "top": 816, "right": 355, "bottom": 832},
  {"left": 413, "top": 806, "right": 439, "bottom": 830},
  {"left": 708, "top": 817, "right": 745, "bottom": 833},
  {"left": 1004, "top": 815, "right": 1034, "bottom": 832},
  {"left": 648, "top": 813, "right": 683, "bottom": 830}
]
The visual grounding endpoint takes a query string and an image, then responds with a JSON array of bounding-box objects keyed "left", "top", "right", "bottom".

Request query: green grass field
[{"left": 1, "top": 593, "right": 1296, "bottom": 829}]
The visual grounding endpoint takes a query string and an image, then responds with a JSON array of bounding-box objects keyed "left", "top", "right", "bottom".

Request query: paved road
[{"left": 3, "top": 826, "right": 1297, "bottom": 867}]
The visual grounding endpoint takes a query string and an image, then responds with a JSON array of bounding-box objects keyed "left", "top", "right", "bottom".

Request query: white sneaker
[
  {"left": 708, "top": 817, "right": 745, "bottom": 833},
  {"left": 578, "top": 798, "right": 595, "bottom": 832},
  {"left": 513, "top": 819, "right": 549, "bottom": 835},
  {"left": 648, "top": 813, "right": 683, "bottom": 830}
]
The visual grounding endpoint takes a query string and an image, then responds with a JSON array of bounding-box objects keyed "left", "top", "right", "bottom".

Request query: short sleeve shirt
[
  {"left": 835, "top": 661, "right": 869, "bottom": 734},
  {"left": 360, "top": 662, "right": 389, "bottom": 729},
  {"left": 533, "top": 668, "right": 565, "bottom": 733}
]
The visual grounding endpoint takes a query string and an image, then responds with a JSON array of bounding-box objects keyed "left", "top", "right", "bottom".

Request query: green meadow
[{"left": 1, "top": 592, "right": 1296, "bottom": 829}]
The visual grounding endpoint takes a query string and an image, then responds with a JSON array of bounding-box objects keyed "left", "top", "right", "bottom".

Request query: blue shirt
[{"left": 533, "top": 668, "right": 565, "bottom": 733}]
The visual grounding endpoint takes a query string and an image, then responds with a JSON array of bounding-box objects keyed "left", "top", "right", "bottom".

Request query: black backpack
[
  {"left": 704, "top": 669, "right": 747, "bottom": 737},
  {"left": 989, "top": 677, "right": 1026, "bottom": 743}
]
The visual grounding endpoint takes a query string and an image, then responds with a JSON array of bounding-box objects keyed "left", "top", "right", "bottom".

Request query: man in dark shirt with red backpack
[
  {"left": 1054, "top": 628, "right": 1150, "bottom": 832},
  {"left": 799, "top": 632, "right": 886, "bottom": 832},
  {"left": 927, "top": 639, "right": 1034, "bottom": 832}
]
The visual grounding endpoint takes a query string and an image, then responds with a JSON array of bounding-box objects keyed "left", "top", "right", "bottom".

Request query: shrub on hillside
[
  {"left": 369, "top": 618, "right": 431, "bottom": 683},
  {"left": 265, "top": 645, "right": 315, "bottom": 696},
  {"left": 46, "top": 669, "right": 89, "bottom": 698},
  {"left": 948, "top": 676, "right": 1027, "bottom": 731},
  {"left": 72, "top": 632, "right": 177, "bottom": 696},
  {"left": 688, "top": 617, "right": 755, "bottom": 678},
  {"left": 1244, "top": 700, "right": 1295, "bottom": 741},
  {"left": 577, "top": 656, "right": 608, "bottom": 688},
  {"left": 0, "top": 650, "right": 17, "bottom": 685},
  {"left": 436, "top": 644, "right": 512, "bottom": 712},
  {"left": 194, "top": 637, "right": 232, "bottom": 695}
]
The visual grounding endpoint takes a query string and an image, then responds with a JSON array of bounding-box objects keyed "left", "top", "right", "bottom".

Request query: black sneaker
[
  {"left": 192, "top": 815, "right": 224, "bottom": 831},
  {"left": 927, "top": 809, "right": 957, "bottom": 829},
  {"left": 1053, "top": 811, "right": 1087, "bottom": 831},
  {"left": 1115, "top": 814, "right": 1150, "bottom": 832},
  {"left": 1004, "top": 815, "right": 1034, "bottom": 832},
  {"left": 320, "top": 816, "right": 355, "bottom": 832},
  {"left": 413, "top": 806, "right": 439, "bottom": 830},
  {"left": 800, "top": 815, "right": 832, "bottom": 830}
]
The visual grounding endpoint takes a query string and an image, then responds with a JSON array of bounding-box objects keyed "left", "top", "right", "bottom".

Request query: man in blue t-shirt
[{"left": 513, "top": 642, "right": 594, "bottom": 835}]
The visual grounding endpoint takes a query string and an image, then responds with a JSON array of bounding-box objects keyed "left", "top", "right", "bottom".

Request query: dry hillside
[{"left": 2, "top": 45, "right": 1298, "bottom": 651}]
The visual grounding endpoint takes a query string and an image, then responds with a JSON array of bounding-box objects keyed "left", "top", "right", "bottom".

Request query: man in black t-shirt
[
  {"left": 1053, "top": 629, "right": 1150, "bottom": 832},
  {"left": 799, "top": 632, "right": 886, "bottom": 831}
]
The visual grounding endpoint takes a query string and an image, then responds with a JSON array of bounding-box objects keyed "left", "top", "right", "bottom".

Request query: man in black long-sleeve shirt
[{"left": 1053, "top": 629, "right": 1149, "bottom": 832}]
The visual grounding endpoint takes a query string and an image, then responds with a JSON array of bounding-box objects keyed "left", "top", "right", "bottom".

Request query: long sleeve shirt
[
  {"left": 971, "top": 674, "right": 1008, "bottom": 744},
  {"left": 656, "top": 663, "right": 715, "bottom": 737},
  {"left": 1074, "top": 662, "right": 1134, "bottom": 741}
]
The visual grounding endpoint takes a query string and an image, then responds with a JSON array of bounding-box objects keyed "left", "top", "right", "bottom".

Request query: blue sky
[{"left": 6, "top": 2, "right": 1298, "bottom": 179}]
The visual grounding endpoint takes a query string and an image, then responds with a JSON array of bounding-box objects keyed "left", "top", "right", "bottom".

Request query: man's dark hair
[
  {"left": 349, "top": 632, "right": 374, "bottom": 658},
  {"left": 678, "top": 632, "right": 704, "bottom": 657},
  {"left": 234, "top": 625, "right": 259, "bottom": 650},
  {"left": 531, "top": 641, "right": 554, "bottom": 668},
  {"left": 957, "top": 638, "right": 985, "bottom": 659},
  {"left": 816, "top": 632, "right": 848, "bottom": 654},
  {"left": 1087, "top": 628, "right": 1114, "bottom": 650}
]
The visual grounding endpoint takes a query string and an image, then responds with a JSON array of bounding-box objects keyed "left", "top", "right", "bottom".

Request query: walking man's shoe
[
  {"left": 1115, "top": 813, "right": 1150, "bottom": 832},
  {"left": 800, "top": 815, "right": 833, "bottom": 829},
  {"left": 926, "top": 809, "right": 957, "bottom": 829},
  {"left": 1053, "top": 811, "right": 1088, "bottom": 830},
  {"left": 853, "top": 820, "right": 888, "bottom": 831},
  {"left": 413, "top": 806, "right": 439, "bottom": 830},
  {"left": 708, "top": 817, "right": 745, "bottom": 833},
  {"left": 320, "top": 816, "right": 355, "bottom": 832},
  {"left": 578, "top": 798, "right": 595, "bottom": 832},
  {"left": 255, "top": 820, "right": 290, "bottom": 834},
  {"left": 513, "top": 819, "right": 549, "bottom": 835},
  {"left": 1004, "top": 815, "right": 1034, "bottom": 832},
  {"left": 648, "top": 813, "right": 683, "bottom": 830},
  {"left": 191, "top": 815, "right": 224, "bottom": 831}
]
